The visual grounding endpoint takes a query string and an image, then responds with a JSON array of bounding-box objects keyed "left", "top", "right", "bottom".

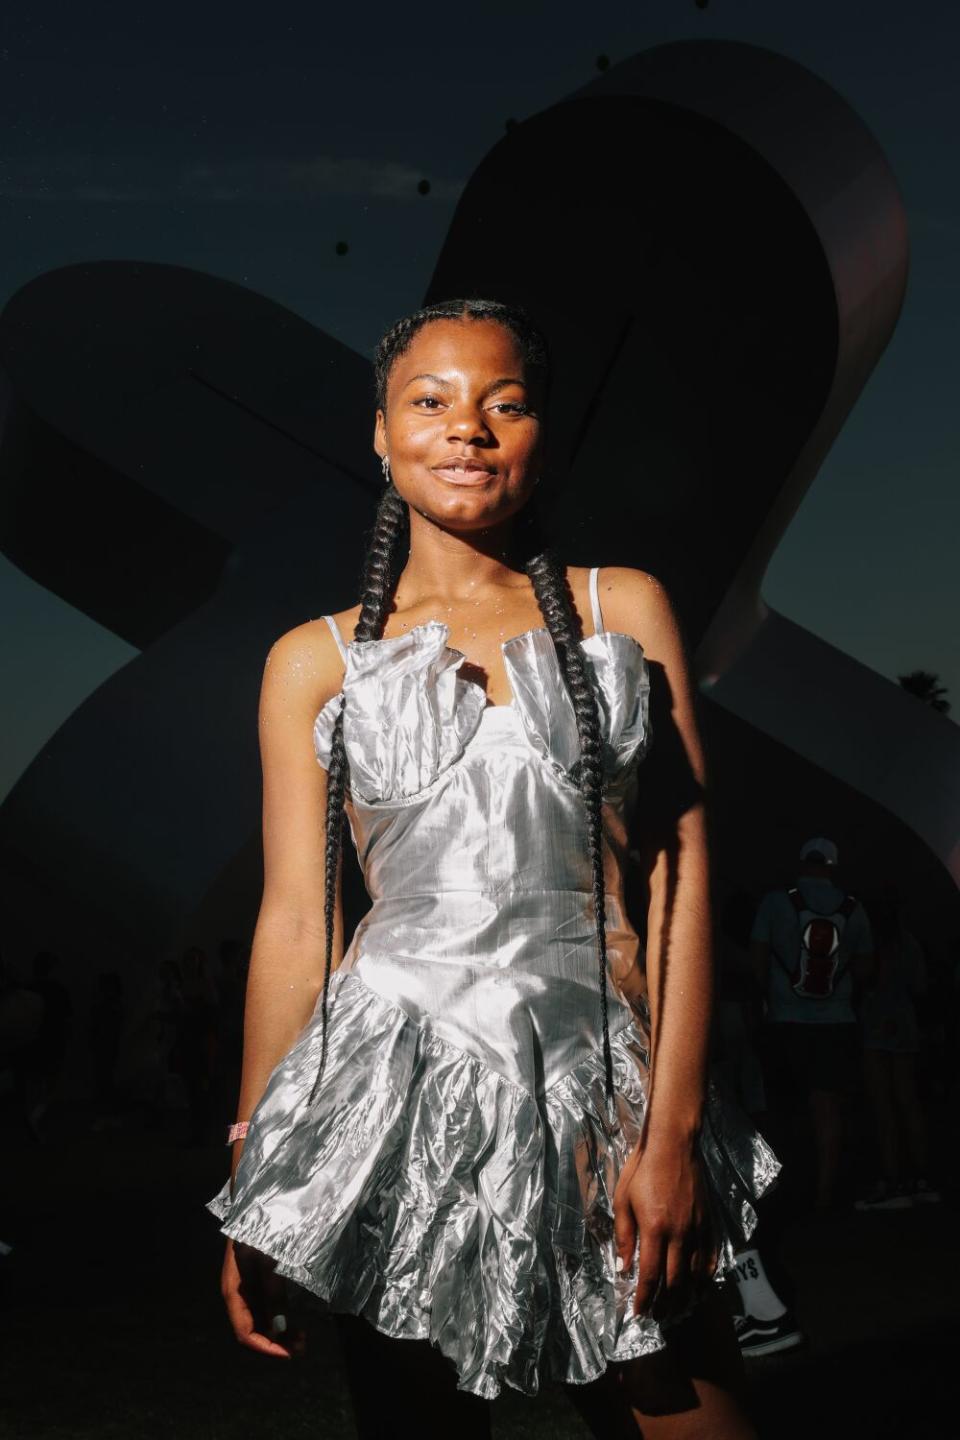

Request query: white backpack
[{"left": 774, "top": 887, "right": 859, "bottom": 999}]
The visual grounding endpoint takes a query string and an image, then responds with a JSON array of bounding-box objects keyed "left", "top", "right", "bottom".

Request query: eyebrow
[{"left": 403, "top": 373, "right": 528, "bottom": 394}]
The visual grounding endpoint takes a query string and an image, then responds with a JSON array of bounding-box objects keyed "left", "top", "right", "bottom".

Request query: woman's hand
[
  {"left": 220, "top": 1238, "right": 306, "bottom": 1358},
  {"left": 613, "top": 1133, "right": 719, "bottom": 1322}
]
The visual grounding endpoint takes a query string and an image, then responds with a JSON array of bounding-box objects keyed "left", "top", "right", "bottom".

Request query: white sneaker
[{"left": 734, "top": 1309, "right": 805, "bottom": 1357}]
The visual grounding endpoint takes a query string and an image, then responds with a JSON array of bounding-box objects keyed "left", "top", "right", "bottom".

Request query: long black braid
[
  {"left": 308, "top": 298, "right": 615, "bottom": 1112},
  {"left": 526, "top": 551, "right": 615, "bottom": 1111},
  {"left": 306, "top": 480, "right": 408, "bottom": 1105}
]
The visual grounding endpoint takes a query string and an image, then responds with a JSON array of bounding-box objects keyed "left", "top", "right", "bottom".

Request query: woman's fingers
[
  {"left": 650, "top": 1232, "right": 692, "bottom": 1322},
  {"left": 613, "top": 1166, "right": 639, "bottom": 1275},
  {"left": 614, "top": 1215, "right": 637, "bottom": 1276},
  {"left": 224, "top": 1284, "right": 294, "bottom": 1357},
  {"left": 687, "top": 1200, "right": 720, "bottom": 1285},
  {"left": 632, "top": 1223, "right": 666, "bottom": 1316},
  {"left": 267, "top": 1275, "right": 308, "bottom": 1358},
  {"left": 663, "top": 1233, "right": 686, "bottom": 1294},
  {"left": 665, "top": 1233, "right": 690, "bottom": 1311},
  {"left": 223, "top": 1240, "right": 297, "bottom": 1358},
  {"left": 635, "top": 1227, "right": 717, "bottom": 1322}
]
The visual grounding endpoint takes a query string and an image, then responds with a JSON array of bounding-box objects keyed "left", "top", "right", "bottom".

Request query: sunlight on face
[{"left": 374, "top": 317, "right": 543, "bottom": 533}]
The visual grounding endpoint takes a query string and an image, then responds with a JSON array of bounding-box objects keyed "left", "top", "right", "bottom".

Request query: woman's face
[{"left": 374, "top": 317, "right": 543, "bottom": 534}]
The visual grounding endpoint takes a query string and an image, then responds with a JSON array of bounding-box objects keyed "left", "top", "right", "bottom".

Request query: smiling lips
[{"left": 431, "top": 458, "right": 497, "bottom": 486}]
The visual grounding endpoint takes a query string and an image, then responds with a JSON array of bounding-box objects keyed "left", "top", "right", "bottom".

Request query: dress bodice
[
  {"left": 312, "top": 617, "right": 650, "bottom": 806},
  {"left": 311, "top": 571, "right": 653, "bottom": 1093}
]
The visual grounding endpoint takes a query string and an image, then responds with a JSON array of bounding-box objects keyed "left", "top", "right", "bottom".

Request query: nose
[{"left": 446, "top": 400, "right": 492, "bottom": 447}]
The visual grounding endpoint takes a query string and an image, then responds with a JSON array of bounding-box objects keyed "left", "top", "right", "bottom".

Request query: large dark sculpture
[{"left": 1, "top": 40, "right": 957, "bottom": 977}]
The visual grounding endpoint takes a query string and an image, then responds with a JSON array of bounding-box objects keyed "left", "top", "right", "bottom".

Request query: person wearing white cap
[
  {"left": 720, "top": 838, "right": 873, "bottom": 1359},
  {"left": 749, "top": 836, "right": 874, "bottom": 1216},
  {"left": 798, "top": 837, "right": 838, "bottom": 867}
]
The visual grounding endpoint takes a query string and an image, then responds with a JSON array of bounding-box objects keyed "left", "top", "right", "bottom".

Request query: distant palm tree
[{"left": 897, "top": 669, "right": 951, "bottom": 714}]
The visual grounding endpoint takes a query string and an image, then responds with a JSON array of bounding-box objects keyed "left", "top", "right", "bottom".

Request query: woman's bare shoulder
[
  {"left": 593, "top": 565, "right": 679, "bottom": 656},
  {"left": 596, "top": 567, "right": 704, "bottom": 778},
  {"left": 262, "top": 616, "right": 347, "bottom": 717}
]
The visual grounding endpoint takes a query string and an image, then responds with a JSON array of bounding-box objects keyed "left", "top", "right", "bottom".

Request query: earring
[{"left": 381, "top": 454, "right": 391, "bottom": 485}]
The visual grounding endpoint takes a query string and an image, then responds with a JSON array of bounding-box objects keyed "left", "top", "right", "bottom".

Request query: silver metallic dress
[{"left": 207, "top": 567, "right": 780, "bottom": 1400}]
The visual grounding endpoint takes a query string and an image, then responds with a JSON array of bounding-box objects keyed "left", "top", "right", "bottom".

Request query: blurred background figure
[
  {"left": 750, "top": 838, "right": 874, "bottom": 1216},
  {"left": 854, "top": 884, "right": 940, "bottom": 1209},
  {"left": 713, "top": 889, "right": 804, "bottom": 1358},
  {"left": 118, "top": 957, "right": 182, "bottom": 1133}
]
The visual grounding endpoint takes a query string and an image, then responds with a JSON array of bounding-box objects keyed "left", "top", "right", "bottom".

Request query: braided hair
[{"left": 308, "top": 299, "right": 615, "bottom": 1113}]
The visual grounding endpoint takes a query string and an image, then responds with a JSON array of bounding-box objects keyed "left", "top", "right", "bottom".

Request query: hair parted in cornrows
[
  {"left": 371, "top": 296, "right": 550, "bottom": 413},
  {"left": 307, "top": 298, "right": 615, "bottom": 1114}
]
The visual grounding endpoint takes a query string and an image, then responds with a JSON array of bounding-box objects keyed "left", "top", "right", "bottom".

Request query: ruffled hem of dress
[{"left": 207, "top": 970, "right": 780, "bottom": 1400}]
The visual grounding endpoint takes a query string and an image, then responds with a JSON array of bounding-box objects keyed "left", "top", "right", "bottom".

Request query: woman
[{"left": 208, "top": 299, "right": 779, "bottom": 1437}]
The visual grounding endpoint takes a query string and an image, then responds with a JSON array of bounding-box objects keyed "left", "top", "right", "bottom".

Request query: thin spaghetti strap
[
  {"left": 588, "top": 565, "right": 604, "bottom": 636},
  {"left": 322, "top": 613, "right": 349, "bottom": 663}
]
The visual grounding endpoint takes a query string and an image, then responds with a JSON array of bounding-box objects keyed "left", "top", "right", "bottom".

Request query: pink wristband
[{"left": 227, "top": 1121, "right": 250, "bottom": 1144}]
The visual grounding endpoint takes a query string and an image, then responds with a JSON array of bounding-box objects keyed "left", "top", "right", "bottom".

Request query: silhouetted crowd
[{"left": 0, "top": 937, "right": 249, "bottom": 1149}]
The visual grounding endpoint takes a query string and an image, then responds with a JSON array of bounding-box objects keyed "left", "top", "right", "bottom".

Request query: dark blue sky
[{"left": 1, "top": 0, "right": 958, "bottom": 798}]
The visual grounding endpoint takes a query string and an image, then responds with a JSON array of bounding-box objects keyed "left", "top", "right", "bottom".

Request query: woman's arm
[
  {"left": 228, "top": 621, "right": 346, "bottom": 1194},
  {"left": 221, "top": 620, "right": 345, "bottom": 1359},
  {"left": 602, "top": 568, "right": 715, "bottom": 1318},
  {"left": 640, "top": 768, "right": 712, "bottom": 1148},
  {"left": 605, "top": 567, "right": 713, "bottom": 1139}
]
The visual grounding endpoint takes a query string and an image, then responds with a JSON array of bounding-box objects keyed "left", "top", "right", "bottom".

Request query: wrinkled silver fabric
[{"left": 207, "top": 620, "right": 781, "bottom": 1400}]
